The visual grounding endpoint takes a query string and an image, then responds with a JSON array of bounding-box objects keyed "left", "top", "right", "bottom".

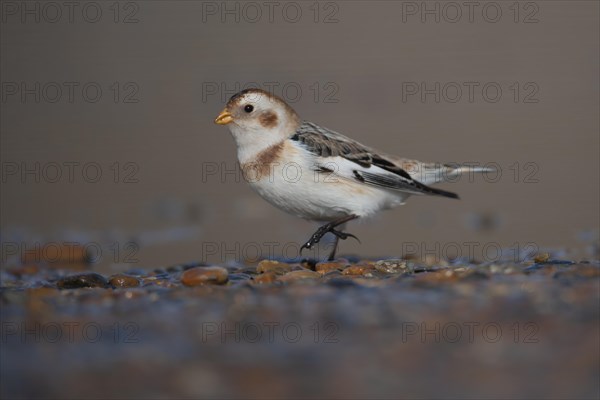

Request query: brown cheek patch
[
  {"left": 259, "top": 111, "right": 278, "bottom": 128},
  {"left": 241, "top": 142, "right": 284, "bottom": 181}
]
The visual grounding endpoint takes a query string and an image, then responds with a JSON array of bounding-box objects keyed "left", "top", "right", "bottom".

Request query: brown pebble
[
  {"left": 109, "top": 274, "right": 140, "bottom": 288},
  {"left": 534, "top": 253, "right": 550, "bottom": 263},
  {"left": 256, "top": 260, "right": 292, "bottom": 275},
  {"left": 343, "top": 265, "right": 370, "bottom": 276},
  {"left": 252, "top": 272, "right": 278, "bottom": 284},
  {"left": 181, "top": 266, "right": 228, "bottom": 286},
  {"left": 278, "top": 269, "right": 321, "bottom": 283},
  {"left": 56, "top": 273, "right": 108, "bottom": 289},
  {"left": 315, "top": 262, "right": 345, "bottom": 274}
]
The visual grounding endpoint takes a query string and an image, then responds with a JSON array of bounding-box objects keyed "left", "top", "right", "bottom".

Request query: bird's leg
[
  {"left": 300, "top": 215, "right": 359, "bottom": 259},
  {"left": 327, "top": 235, "right": 340, "bottom": 261}
]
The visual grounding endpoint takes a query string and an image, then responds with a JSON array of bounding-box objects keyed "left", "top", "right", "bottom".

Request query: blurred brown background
[{"left": 1, "top": 1, "right": 599, "bottom": 270}]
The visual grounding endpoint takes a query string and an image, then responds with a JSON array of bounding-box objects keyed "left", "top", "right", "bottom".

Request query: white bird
[{"left": 215, "top": 88, "right": 490, "bottom": 261}]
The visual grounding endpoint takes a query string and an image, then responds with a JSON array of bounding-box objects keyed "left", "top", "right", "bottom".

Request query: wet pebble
[
  {"left": 342, "top": 265, "right": 372, "bottom": 276},
  {"left": 315, "top": 262, "right": 345, "bottom": 274},
  {"left": 374, "top": 259, "right": 410, "bottom": 274},
  {"left": 534, "top": 253, "right": 550, "bottom": 263},
  {"left": 181, "top": 266, "right": 228, "bottom": 286},
  {"left": 109, "top": 274, "right": 141, "bottom": 288},
  {"left": 56, "top": 273, "right": 109, "bottom": 289},
  {"left": 256, "top": 260, "right": 292, "bottom": 275},
  {"left": 252, "top": 272, "right": 278, "bottom": 284},
  {"left": 278, "top": 269, "right": 321, "bottom": 283}
]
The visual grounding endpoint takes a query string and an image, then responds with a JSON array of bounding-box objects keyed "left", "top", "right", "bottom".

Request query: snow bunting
[{"left": 215, "top": 88, "right": 490, "bottom": 260}]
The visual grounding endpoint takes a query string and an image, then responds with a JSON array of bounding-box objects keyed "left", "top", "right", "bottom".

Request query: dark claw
[
  {"left": 300, "top": 215, "right": 360, "bottom": 259},
  {"left": 330, "top": 229, "right": 361, "bottom": 244},
  {"left": 300, "top": 226, "right": 360, "bottom": 255}
]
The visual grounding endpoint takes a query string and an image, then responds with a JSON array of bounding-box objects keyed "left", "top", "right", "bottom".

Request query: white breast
[{"left": 242, "top": 140, "right": 407, "bottom": 222}]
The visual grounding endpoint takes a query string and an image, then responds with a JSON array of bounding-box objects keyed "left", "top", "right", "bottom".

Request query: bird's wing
[{"left": 291, "top": 121, "right": 459, "bottom": 199}]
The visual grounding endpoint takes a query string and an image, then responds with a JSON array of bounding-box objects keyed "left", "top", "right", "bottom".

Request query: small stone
[
  {"left": 181, "top": 266, "right": 228, "bottom": 286},
  {"left": 109, "top": 274, "right": 140, "bottom": 288},
  {"left": 56, "top": 273, "right": 109, "bottom": 289},
  {"left": 315, "top": 262, "right": 345, "bottom": 274},
  {"left": 342, "top": 265, "right": 371, "bottom": 275},
  {"left": 278, "top": 269, "right": 321, "bottom": 283},
  {"left": 322, "top": 270, "right": 343, "bottom": 280},
  {"left": 374, "top": 259, "right": 409, "bottom": 274},
  {"left": 534, "top": 253, "right": 550, "bottom": 263},
  {"left": 256, "top": 260, "right": 292, "bottom": 275},
  {"left": 253, "top": 272, "right": 278, "bottom": 284}
]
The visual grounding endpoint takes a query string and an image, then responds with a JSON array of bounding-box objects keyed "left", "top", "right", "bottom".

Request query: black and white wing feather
[{"left": 291, "top": 121, "right": 459, "bottom": 199}]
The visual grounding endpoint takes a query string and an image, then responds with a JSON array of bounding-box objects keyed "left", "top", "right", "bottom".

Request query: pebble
[
  {"left": 252, "top": 272, "right": 278, "bottom": 284},
  {"left": 315, "top": 262, "right": 345, "bottom": 274},
  {"left": 56, "top": 273, "right": 109, "bottom": 289},
  {"left": 374, "top": 259, "right": 409, "bottom": 274},
  {"left": 278, "top": 269, "right": 321, "bottom": 283},
  {"left": 181, "top": 266, "right": 228, "bottom": 286},
  {"left": 534, "top": 253, "right": 551, "bottom": 263},
  {"left": 109, "top": 274, "right": 141, "bottom": 288},
  {"left": 342, "top": 265, "right": 371, "bottom": 276},
  {"left": 256, "top": 260, "right": 292, "bottom": 275}
]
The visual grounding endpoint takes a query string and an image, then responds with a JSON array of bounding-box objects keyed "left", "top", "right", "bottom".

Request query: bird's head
[{"left": 214, "top": 89, "right": 300, "bottom": 159}]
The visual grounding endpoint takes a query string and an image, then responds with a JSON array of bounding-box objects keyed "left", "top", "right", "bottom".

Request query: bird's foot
[
  {"left": 329, "top": 228, "right": 361, "bottom": 243},
  {"left": 300, "top": 224, "right": 360, "bottom": 253}
]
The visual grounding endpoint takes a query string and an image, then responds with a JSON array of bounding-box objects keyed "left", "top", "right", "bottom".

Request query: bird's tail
[
  {"left": 424, "top": 185, "right": 460, "bottom": 199},
  {"left": 444, "top": 164, "right": 495, "bottom": 178},
  {"left": 408, "top": 162, "right": 495, "bottom": 185}
]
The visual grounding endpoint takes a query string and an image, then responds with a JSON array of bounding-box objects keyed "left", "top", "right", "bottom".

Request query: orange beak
[{"left": 214, "top": 109, "right": 233, "bottom": 125}]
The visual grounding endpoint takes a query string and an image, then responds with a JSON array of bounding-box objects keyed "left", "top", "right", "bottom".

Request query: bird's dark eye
[{"left": 244, "top": 104, "right": 254, "bottom": 113}]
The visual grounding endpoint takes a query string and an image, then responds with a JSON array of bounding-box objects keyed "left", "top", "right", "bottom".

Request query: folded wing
[{"left": 291, "top": 122, "right": 459, "bottom": 199}]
